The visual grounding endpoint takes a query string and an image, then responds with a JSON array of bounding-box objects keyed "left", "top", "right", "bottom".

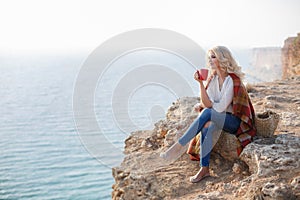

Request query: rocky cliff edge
[{"left": 112, "top": 76, "right": 300, "bottom": 200}]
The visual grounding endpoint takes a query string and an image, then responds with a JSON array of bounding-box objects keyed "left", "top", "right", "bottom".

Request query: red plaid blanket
[{"left": 229, "top": 73, "right": 256, "bottom": 155}]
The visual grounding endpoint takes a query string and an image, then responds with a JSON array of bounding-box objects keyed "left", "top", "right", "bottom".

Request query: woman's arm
[{"left": 199, "top": 82, "right": 213, "bottom": 108}]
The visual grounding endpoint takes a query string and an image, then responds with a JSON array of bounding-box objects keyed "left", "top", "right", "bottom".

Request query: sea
[{"left": 0, "top": 49, "right": 256, "bottom": 199}]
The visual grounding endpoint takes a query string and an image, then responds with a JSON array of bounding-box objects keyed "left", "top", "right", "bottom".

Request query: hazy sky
[{"left": 1, "top": 0, "right": 299, "bottom": 53}]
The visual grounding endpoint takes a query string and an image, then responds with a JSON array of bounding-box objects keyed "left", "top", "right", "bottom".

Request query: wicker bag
[{"left": 255, "top": 110, "right": 280, "bottom": 137}]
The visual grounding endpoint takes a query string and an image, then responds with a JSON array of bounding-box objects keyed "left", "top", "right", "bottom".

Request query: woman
[{"left": 160, "top": 46, "right": 256, "bottom": 183}]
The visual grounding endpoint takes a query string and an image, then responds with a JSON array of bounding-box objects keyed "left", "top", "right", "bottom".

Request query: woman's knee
[
  {"left": 200, "top": 108, "right": 212, "bottom": 118},
  {"left": 202, "top": 107, "right": 212, "bottom": 113},
  {"left": 204, "top": 121, "right": 211, "bottom": 128}
]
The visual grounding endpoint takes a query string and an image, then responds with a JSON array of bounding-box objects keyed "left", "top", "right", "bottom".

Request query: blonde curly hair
[{"left": 206, "top": 46, "right": 245, "bottom": 79}]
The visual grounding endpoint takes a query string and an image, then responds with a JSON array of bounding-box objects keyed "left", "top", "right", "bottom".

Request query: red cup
[{"left": 197, "top": 69, "right": 209, "bottom": 80}]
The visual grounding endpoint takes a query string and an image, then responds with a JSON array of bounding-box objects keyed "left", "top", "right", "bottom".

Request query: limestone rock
[
  {"left": 291, "top": 176, "right": 300, "bottom": 196},
  {"left": 240, "top": 134, "right": 300, "bottom": 176},
  {"left": 264, "top": 101, "right": 277, "bottom": 109},
  {"left": 261, "top": 182, "right": 296, "bottom": 200},
  {"left": 281, "top": 112, "right": 300, "bottom": 127},
  {"left": 232, "top": 163, "right": 242, "bottom": 174},
  {"left": 264, "top": 95, "right": 290, "bottom": 102},
  {"left": 112, "top": 77, "right": 300, "bottom": 200},
  {"left": 212, "top": 130, "right": 239, "bottom": 161}
]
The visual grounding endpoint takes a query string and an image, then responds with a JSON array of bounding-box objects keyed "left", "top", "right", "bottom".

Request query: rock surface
[{"left": 112, "top": 76, "right": 300, "bottom": 199}]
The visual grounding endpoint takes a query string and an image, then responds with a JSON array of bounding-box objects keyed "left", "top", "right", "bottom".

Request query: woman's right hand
[{"left": 194, "top": 71, "right": 202, "bottom": 83}]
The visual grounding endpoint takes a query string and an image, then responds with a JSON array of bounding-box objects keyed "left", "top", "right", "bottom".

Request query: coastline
[{"left": 112, "top": 76, "right": 300, "bottom": 199}]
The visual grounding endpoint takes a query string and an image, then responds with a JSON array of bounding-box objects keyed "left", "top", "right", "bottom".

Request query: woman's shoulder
[
  {"left": 224, "top": 75, "right": 234, "bottom": 87},
  {"left": 226, "top": 75, "right": 234, "bottom": 82}
]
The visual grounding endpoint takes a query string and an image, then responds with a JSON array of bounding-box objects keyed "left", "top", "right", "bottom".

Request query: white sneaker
[{"left": 160, "top": 142, "right": 187, "bottom": 163}]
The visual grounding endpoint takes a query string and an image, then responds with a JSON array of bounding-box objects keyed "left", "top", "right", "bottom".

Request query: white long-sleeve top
[{"left": 206, "top": 75, "right": 234, "bottom": 113}]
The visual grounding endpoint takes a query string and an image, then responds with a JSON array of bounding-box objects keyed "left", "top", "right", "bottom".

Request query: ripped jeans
[{"left": 178, "top": 108, "right": 241, "bottom": 167}]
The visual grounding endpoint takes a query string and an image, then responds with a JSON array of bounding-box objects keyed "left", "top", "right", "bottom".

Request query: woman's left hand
[{"left": 194, "top": 103, "right": 204, "bottom": 112}]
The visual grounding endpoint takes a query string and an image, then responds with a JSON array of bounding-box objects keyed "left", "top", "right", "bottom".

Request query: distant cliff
[
  {"left": 282, "top": 33, "right": 300, "bottom": 79},
  {"left": 244, "top": 47, "right": 282, "bottom": 82},
  {"left": 251, "top": 47, "right": 281, "bottom": 70}
]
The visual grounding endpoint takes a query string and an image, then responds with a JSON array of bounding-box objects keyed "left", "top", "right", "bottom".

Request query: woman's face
[{"left": 208, "top": 51, "right": 219, "bottom": 69}]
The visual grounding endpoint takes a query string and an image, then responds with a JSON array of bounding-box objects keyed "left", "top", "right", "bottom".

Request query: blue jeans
[{"left": 178, "top": 108, "right": 241, "bottom": 167}]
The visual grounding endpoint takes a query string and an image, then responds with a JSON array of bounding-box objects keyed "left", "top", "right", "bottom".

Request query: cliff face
[
  {"left": 112, "top": 77, "right": 300, "bottom": 200},
  {"left": 244, "top": 47, "right": 282, "bottom": 82},
  {"left": 282, "top": 33, "right": 300, "bottom": 79},
  {"left": 251, "top": 47, "right": 281, "bottom": 70}
]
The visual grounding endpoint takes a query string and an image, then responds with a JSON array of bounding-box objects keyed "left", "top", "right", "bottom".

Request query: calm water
[
  {"left": 0, "top": 50, "right": 255, "bottom": 200},
  {"left": 0, "top": 50, "right": 199, "bottom": 200},
  {"left": 0, "top": 54, "right": 116, "bottom": 199}
]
